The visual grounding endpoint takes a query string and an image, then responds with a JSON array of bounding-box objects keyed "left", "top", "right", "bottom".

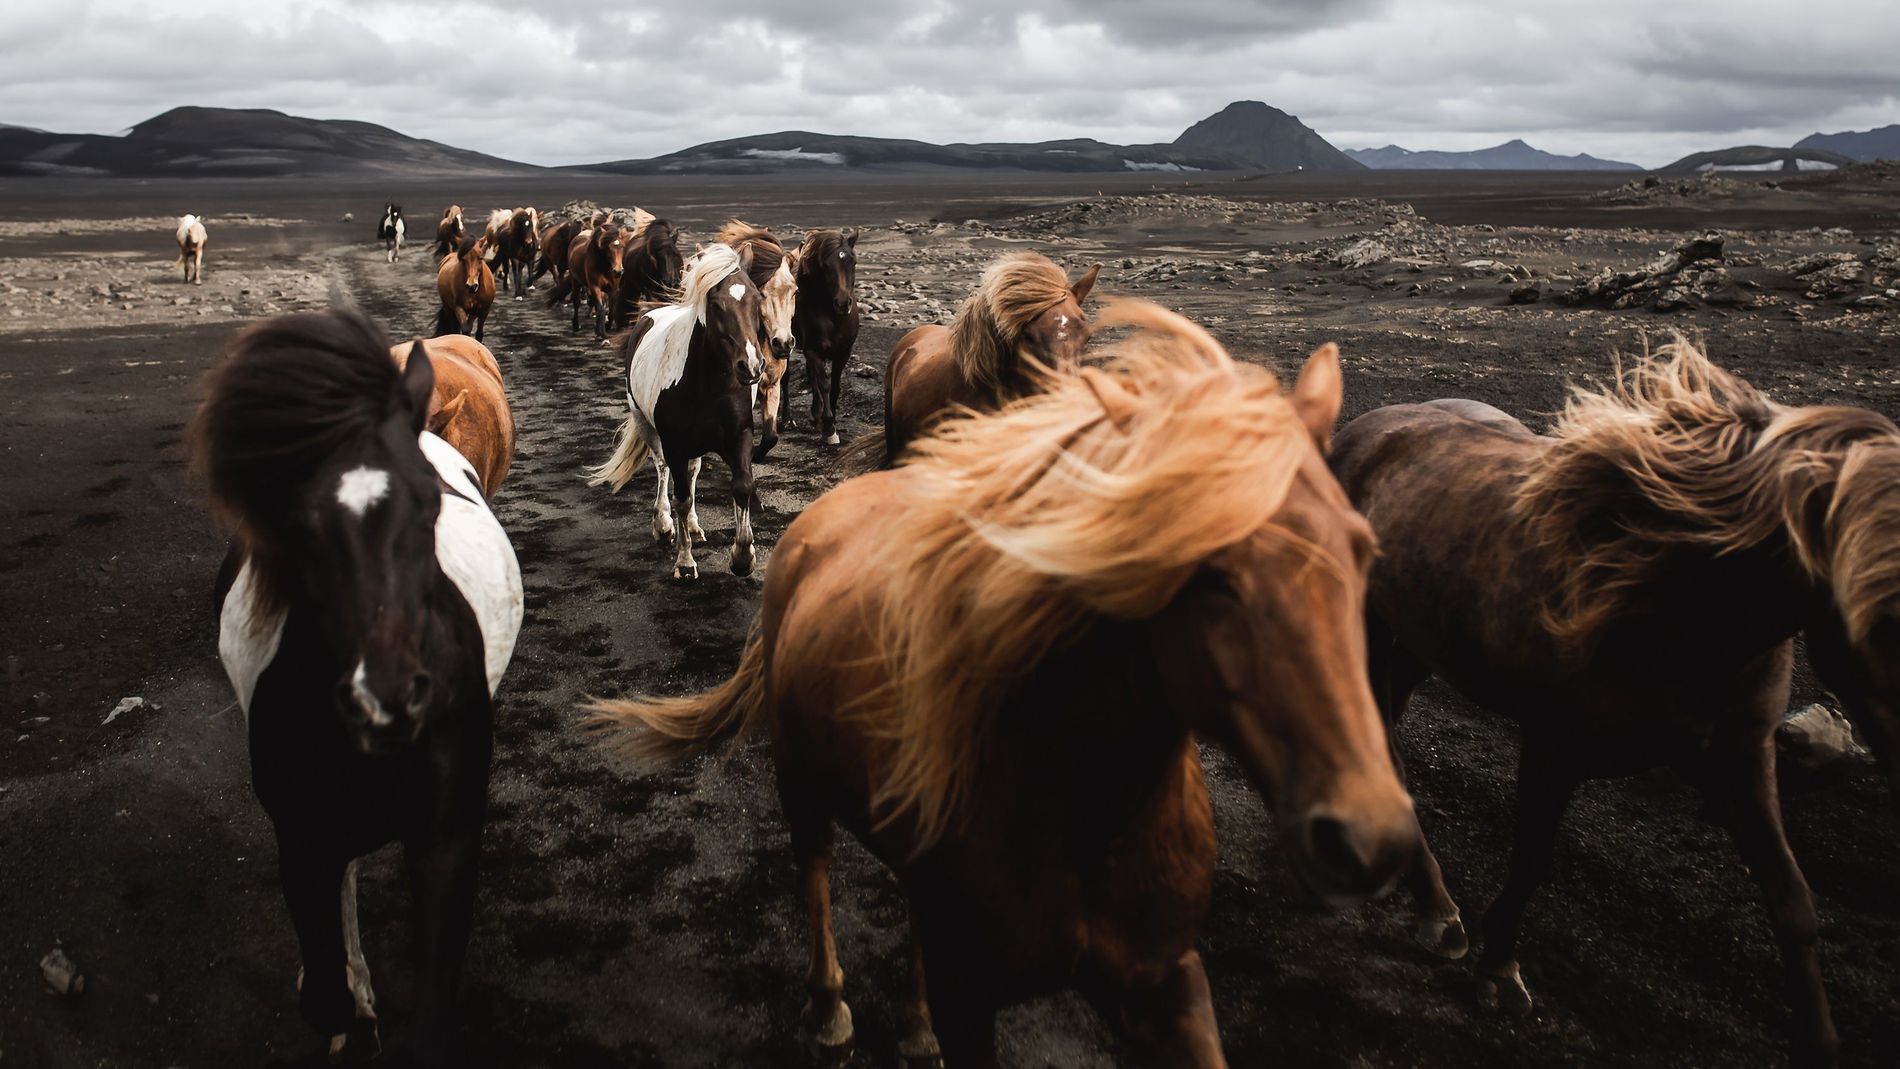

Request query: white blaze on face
[
  {"left": 349, "top": 660, "right": 392, "bottom": 726},
  {"left": 1056, "top": 313, "right": 1070, "bottom": 340},
  {"left": 336, "top": 467, "right": 390, "bottom": 516},
  {"left": 745, "top": 340, "right": 760, "bottom": 374},
  {"left": 729, "top": 283, "right": 746, "bottom": 301}
]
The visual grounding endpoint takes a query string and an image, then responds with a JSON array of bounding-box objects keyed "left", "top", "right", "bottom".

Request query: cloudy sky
[{"left": 3, "top": 0, "right": 1895, "bottom": 168}]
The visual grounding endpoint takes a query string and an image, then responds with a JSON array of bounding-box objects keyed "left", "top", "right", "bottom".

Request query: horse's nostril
[
  {"left": 405, "top": 672, "right": 433, "bottom": 716},
  {"left": 1306, "top": 813, "right": 1375, "bottom": 886}
]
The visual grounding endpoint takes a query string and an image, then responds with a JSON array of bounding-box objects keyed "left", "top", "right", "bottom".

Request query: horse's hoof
[
  {"left": 1416, "top": 913, "right": 1469, "bottom": 960},
  {"left": 825, "top": 432, "right": 841, "bottom": 446},
  {"left": 673, "top": 562, "right": 699, "bottom": 580},
  {"left": 1476, "top": 963, "right": 1533, "bottom": 1016},
  {"left": 731, "top": 547, "right": 755, "bottom": 577},
  {"left": 800, "top": 998, "right": 855, "bottom": 1053},
  {"left": 326, "top": 1017, "right": 381, "bottom": 1063},
  {"left": 897, "top": 1031, "right": 943, "bottom": 1069}
]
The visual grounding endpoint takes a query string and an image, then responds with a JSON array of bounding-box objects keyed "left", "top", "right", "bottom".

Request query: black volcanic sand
[{"left": 0, "top": 171, "right": 1896, "bottom": 1068}]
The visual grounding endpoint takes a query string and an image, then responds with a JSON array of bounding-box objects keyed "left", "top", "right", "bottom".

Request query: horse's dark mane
[
  {"left": 715, "top": 220, "right": 783, "bottom": 289},
  {"left": 193, "top": 307, "right": 401, "bottom": 535}
]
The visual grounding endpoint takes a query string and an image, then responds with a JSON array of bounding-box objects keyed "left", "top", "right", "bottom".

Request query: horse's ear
[
  {"left": 1071, "top": 264, "right": 1100, "bottom": 305},
  {"left": 1290, "top": 342, "right": 1343, "bottom": 452},
  {"left": 844, "top": 230, "right": 858, "bottom": 250},
  {"left": 428, "top": 389, "right": 469, "bottom": 436},
  {"left": 736, "top": 243, "right": 756, "bottom": 274},
  {"left": 401, "top": 342, "right": 435, "bottom": 434}
]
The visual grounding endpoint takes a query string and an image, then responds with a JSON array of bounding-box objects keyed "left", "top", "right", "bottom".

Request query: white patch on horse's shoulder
[
  {"left": 219, "top": 558, "right": 286, "bottom": 717},
  {"left": 336, "top": 467, "right": 390, "bottom": 516},
  {"left": 729, "top": 283, "right": 746, "bottom": 301}
]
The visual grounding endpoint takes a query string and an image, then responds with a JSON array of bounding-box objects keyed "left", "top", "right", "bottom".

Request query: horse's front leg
[
  {"left": 682, "top": 457, "right": 706, "bottom": 545},
  {"left": 825, "top": 344, "right": 848, "bottom": 445},
  {"left": 401, "top": 824, "right": 482, "bottom": 1068},
  {"left": 805, "top": 346, "right": 827, "bottom": 438},
  {"left": 570, "top": 286, "right": 582, "bottom": 332},
  {"left": 649, "top": 453, "right": 675, "bottom": 543},
  {"left": 277, "top": 842, "right": 363, "bottom": 1058},
  {"left": 722, "top": 434, "right": 755, "bottom": 576},
  {"left": 752, "top": 370, "right": 783, "bottom": 462},
  {"left": 1110, "top": 949, "right": 1226, "bottom": 1068},
  {"left": 1474, "top": 744, "right": 1577, "bottom": 1016},
  {"left": 895, "top": 909, "right": 942, "bottom": 1068}
]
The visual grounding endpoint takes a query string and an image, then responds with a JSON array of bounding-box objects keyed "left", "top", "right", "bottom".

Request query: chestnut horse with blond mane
[
  {"left": 716, "top": 220, "right": 798, "bottom": 460},
  {"left": 434, "top": 236, "right": 495, "bottom": 342},
  {"left": 592, "top": 301, "right": 1418, "bottom": 1067},
  {"left": 390, "top": 335, "right": 514, "bottom": 496},
  {"left": 433, "top": 205, "right": 465, "bottom": 258},
  {"left": 1331, "top": 338, "right": 1900, "bottom": 1067},
  {"left": 846, "top": 251, "right": 1098, "bottom": 471}
]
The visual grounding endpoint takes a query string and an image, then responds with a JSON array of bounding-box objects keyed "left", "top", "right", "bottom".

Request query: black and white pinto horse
[
  {"left": 588, "top": 243, "right": 766, "bottom": 579},
  {"left": 378, "top": 204, "right": 406, "bottom": 263},
  {"left": 790, "top": 229, "right": 861, "bottom": 445},
  {"left": 198, "top": 309, "right": 522, "bottom": 1065}
]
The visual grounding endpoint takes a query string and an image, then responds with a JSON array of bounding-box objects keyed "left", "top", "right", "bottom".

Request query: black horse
[
  {"left": 610, "top": 217, "right": 685, "bottom": 330},
  {"left": 377, "top": 204, "right": 405, "bottom": 263},
  {"left": 588, "top": 242, "right": 764, "bottom": 579},
  {"left": 196, "top": 308, "right": 522, "bottom": 1066},
  {"left": 791, "top": 228, "right": 860, "bottom": 445}
]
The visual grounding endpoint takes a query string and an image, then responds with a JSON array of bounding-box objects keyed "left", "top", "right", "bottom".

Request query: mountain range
[
  {"left": 3, "top": 104, "right": 1896, "bottom": 178},
  {"left": 0, "top": 107, "right": 542, "bottom": 177},
  {"left": 1345, "top": 139, "right": 1638, "bottom": 171}
]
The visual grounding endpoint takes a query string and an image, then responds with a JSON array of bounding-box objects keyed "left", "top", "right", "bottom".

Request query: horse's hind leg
[
  {"left": 649, "top": 452, "right": 675, "bottom": 543},
  {"left": 1474, "top": 744, "right": 1577, "bottom": 1016},
  {"left": 1368, "top": 614, "right": 1466, "bottom": 958},
  {"left": 895, "top": 910, "right": 943, "bottom": 1068},
  {"left": 667, "top": 451, "right": 699, "bottom": 579},
  {"left": 339, "top": 860, "right": 382, "bottom": 1056},
  {"left": 683, "top": 458, "right": 706, "bottom": 544},
  {"left": 1712, "top": 650, "right": 1839, "bottom": 1066},
  {"left": 785, "top": 793, "right": 853, "bottom": 1056},
  {"left": 719, "top": 434, "right": 756, "bottom": 576}
]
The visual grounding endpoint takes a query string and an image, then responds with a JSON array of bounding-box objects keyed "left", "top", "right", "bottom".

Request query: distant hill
[
  {"left": 0, "top": 107, "right": 545, "bottom": 177},
  {"left": 1345, "top": 139, "right": 1639, "bottom": 171},
  {"left": 1796, "top": 124, "right": 1900, "bottom": 162},
  {"left": 1657, "top": 145, "right": 1858, "bottom": 175},
  {"left": 581, "top": 100, "right": 1360, "bottom": 175},
  {"left": 1172, "top": 102, "right": 1363, "bottom": 171}
]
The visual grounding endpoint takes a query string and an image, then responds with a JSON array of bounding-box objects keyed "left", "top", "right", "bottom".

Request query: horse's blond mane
[
  {"left": 673, "top": 243, "right": 744, "bottom": 322},
  {"left": 949, "top": 252, "right": 1078, "bottom": 397},
  {"left": 1516, "top": 335, "right": 1900, "bottom": 648},
  {"left": 860, "top": 298, "right": 1313, "bottom": 849}
]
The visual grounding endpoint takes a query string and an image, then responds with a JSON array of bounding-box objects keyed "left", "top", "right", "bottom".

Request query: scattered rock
[
  {"left": 1563, "top": 235, "right": 1733, "bottom": 312},
  {"left": 1777, "top": 703, "right": 1872, "bottom": 775},
  {"left": 1332, "top": 238, "right": 1391, "bottom": 270},
  {"left": 1785, "top": 252, "right": 1865, "bottom": 299},
  {"left": 102, "top": 695, "right": 157, "bottom": 726},
  {"left": 40, "top": 948, "right": 84, "bottom": 996},
  {"left": 1509, "top": 284, "right": 1541, "bottom": 305}
]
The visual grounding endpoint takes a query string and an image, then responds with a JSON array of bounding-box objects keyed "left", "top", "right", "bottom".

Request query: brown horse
[
  {"left": 715, "top": 220, "right": 798, "bottom": 460},
  {"left": 787, "top": 229, "right": 861, "bottom": 446},
  {"left": 848, "top": 251, "right": 1099, "bottom": 470},
  {"left": 433, "top": 205, "right": 465, "bottom": 258},
  {"left": 530, "top": 209, "right": 605, "bottom": 289},
  {"left": 546, "top": 221, "right": 630, "bottom": 339},
  {"left": 389, "top": 335, "right": 514, "bottom": 496},
  {"left": 434, "top": 236, "right": 495, "bottom": 342},
  {"left": 592, "top": 301, "right": 1418, "bottom": 1067},
  {"left": 1331, "top": 338, "right": 1900, "bottom": 1068},
  {"left": 486, "top": 207, "right": 539, "bottom": 299}
]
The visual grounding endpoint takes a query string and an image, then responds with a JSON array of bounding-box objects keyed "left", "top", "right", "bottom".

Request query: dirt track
[{"left": 0, "top": 171, "right": 1896, "bottom": 1068}]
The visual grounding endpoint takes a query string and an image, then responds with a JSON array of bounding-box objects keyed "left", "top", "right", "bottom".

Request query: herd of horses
[{"left": 188, "top": 198, "right": 1900, "bottom": 1068}]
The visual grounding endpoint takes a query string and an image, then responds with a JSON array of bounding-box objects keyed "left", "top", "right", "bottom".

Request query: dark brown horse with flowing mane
[
  {"left": 845, "top": 251, "right": 1099, "bottom": 472},
  {"left": 788, "top": 228, "right": 861, "bottom": 446},
  {"left": 545, "top": 220, "right": 631, "bottom": 339},
  {"left": 609, "top": 212, "right": 685, "bottom": 330},
  {"left": 592, "top": 301, "right": 1417, "bottom": 1067},
  {"left": 1331, "top": 338, "right": 1900, "bottom": 1068},
  {"left": 432, "top": 205, "right": 465, "bottom": 258},
  {"left": 715, "top": 220, "right": 798, "bottom": 460}
]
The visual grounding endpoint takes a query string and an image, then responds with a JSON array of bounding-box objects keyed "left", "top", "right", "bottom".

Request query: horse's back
[
  {"left": 1332, "top": 399, "right": 1536, "bottom": 503},
  {"left": 393, "top": 338, "right": 515, "bottom": 494},
  {"left": 885, "top": 325, "right": 965, "bottom": 457}
]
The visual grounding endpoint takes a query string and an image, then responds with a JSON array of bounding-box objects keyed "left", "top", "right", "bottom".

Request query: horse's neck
[{"left": 684, "top": 324, "right": 740, "bottom": 392}]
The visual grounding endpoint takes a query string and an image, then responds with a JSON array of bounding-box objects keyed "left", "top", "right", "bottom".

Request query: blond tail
[
  {"left": 585, "top": 414, "right": 650, "bottom": 491},
  {"left": 586, "top": 619, "right": 769, "bottom": 764}
]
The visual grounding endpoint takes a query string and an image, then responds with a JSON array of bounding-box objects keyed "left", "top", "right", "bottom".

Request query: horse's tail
[
  {"left": 587, "top": 617, "right": 770, "bottom": 764},
  {"left": 432, "top": 304, "right": 460, "bottom": 338},
  {"left": 833, "top": 428, "right": 888, "bottom": 477},
  {"left": 585, "top": 413, "right": 649, "bottom": 491}
]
